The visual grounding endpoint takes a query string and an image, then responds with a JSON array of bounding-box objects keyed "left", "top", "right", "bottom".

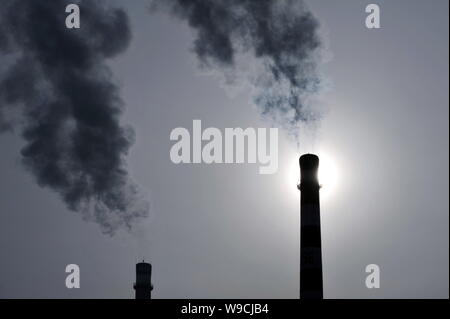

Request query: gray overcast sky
[{"left": 0, "top": 0, "right": 448, "bottom": 298}]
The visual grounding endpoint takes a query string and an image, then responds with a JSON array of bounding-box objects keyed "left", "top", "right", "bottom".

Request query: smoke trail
[
  {"left": 0, "top": 0, "right": 149, "bottom": 235},
  {"left": 152, "top": 0, "right": 323, "bottom": 140}
]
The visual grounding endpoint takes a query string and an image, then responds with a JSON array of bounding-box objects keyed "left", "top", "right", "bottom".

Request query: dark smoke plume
[
  {"left": 152, "top": 0, "right": 323, "bottom": 139},
  {"left": 0, "top": 0, "right": 148, "bottom": 235}
]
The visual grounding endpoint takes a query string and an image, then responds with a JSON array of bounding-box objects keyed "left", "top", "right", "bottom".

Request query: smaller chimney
[{"left": 134, "top": 261, "right": 153, "bottom": 299}]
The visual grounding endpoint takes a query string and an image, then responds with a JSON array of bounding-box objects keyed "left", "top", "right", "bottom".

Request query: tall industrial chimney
[
  {"left": 134, "top": 261, "right": 153, "bottom": 299},
  {"left": 298, "top": 154, "right": 323, "bottom": 299}
]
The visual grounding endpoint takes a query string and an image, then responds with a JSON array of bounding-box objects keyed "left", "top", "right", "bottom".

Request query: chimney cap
[
  {"left": 299, "top": 154, "right": 319, "bottom": 170},
  {"left": 136, "top": 261, "right": 152, "bottom": 268}
]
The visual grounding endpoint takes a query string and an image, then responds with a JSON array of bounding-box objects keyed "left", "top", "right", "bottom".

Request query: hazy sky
[{"left": 0, "top": 0, "right": 448, "bottom": 298}]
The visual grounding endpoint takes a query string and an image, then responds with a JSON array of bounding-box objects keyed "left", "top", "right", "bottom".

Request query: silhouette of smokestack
[
  {"left": 298, "top": 154, "right": 323, "bottom": 299},
  {"left": 134, "top": 261, "right": 153, "bottom": 299}
]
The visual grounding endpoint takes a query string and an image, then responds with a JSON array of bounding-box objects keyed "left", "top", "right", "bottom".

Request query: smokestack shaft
[
  {"left": 134, "top": 262, "right": 153, "bottom": 299},
  {"left": 299, "top": 154, "right": 323, "bottom": 299}
]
